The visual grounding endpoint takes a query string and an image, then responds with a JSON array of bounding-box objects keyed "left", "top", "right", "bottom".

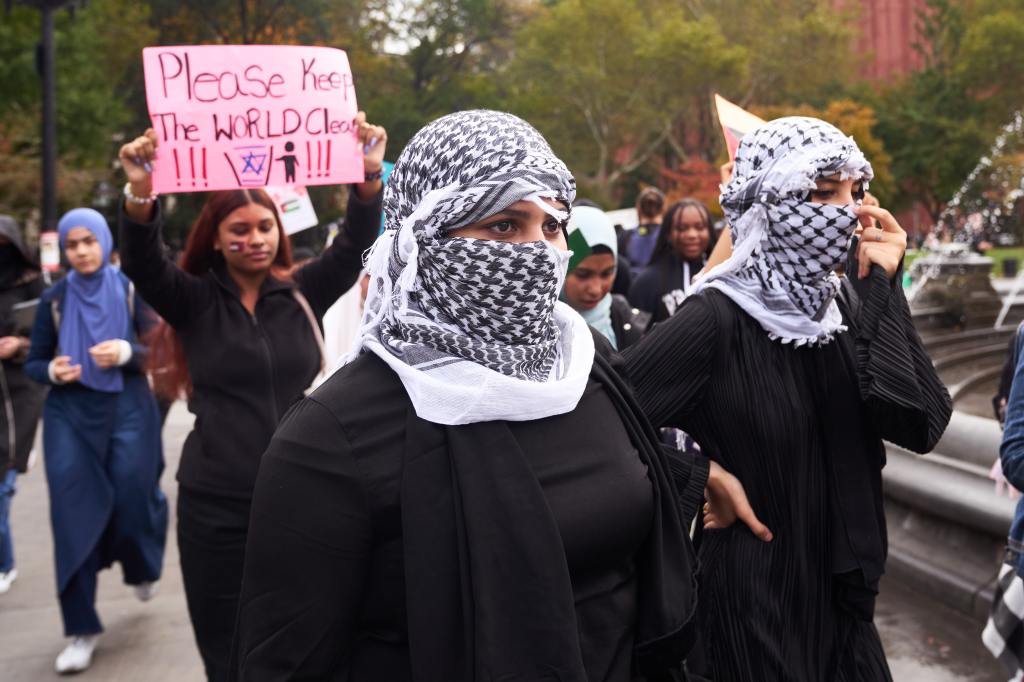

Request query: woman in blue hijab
[{"left": 25, "top": 208, "right": 167, "bottom": 675}]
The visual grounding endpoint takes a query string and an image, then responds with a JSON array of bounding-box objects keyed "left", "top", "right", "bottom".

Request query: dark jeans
[
  {"left": 0, "top": 468, "right": 15, "bottom": 573},
  {"left": 177, "top": 487, "right": 251, "bottom": 682}
]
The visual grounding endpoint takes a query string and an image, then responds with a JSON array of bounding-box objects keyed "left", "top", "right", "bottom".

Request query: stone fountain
[{"left": 907, "top": 243, "right": 1002, "bottom": 330}]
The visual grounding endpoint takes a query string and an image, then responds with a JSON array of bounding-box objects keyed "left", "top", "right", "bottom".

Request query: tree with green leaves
[
  {"left": 870, "top": 0, "right": 1022, "bottom": 220},
  {"left": 0, "top": 0, "right": 156, "bottom": 222},
  {"left": 506, "top": 0, "right": 745, "bottom": 204}
]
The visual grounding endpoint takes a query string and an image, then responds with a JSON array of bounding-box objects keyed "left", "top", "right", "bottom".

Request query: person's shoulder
[
  {"left": 688, "top": 287, "right": 728, "bottom": 317},
  {"left": 116, "top": 270, "right": 138, "bottom": 295},
  {"left": 611, "top": 293, "right": 651, "bottom": 325},
  {"left": 307, "top": 351, "right": 409, "bottom": 429},
  {"left": 39, "top": 278, "right": 66, "bottom": 303},
  {"left": 611, "top": 293, "right": 640, "bottom": 316}
]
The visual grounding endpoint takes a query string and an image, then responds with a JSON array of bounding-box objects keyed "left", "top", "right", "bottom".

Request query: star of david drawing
[{"left": 240, "top": 150, "right": 267, "bottom": 175}]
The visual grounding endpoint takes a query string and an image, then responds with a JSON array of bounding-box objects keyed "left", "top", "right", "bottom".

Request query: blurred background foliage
[{"left": 1, "top": 0, "right": 1023, "bottom": 245}]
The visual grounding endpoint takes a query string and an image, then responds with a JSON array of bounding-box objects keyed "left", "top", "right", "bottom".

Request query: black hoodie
[
  {"left": 119, "top": 192, "right": 381, "bottom": 498},
  {"left": 0, "top": 215, "right": 46, "bottom": 473}
]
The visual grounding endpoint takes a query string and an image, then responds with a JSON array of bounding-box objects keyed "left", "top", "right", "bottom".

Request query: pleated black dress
[{"left": 623, "top": 267, "right": 951, "bottom": 682}]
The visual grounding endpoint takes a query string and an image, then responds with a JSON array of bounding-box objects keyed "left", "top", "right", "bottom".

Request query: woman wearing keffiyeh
[
  {"left": 623, "top": 117, "right": 952, "bottom": 681},
  {"left": 231, "top": 110, "right": 762, "bottom": 681}
]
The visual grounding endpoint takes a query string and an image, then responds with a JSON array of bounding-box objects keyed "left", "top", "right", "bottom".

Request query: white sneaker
[
  {"left": 133, "top": 581, "right": 158, "bottom": 602},
  {"left": 55, "top": 635, "right": 98, "bottom": 674},
  {"left": 0, "top": 568, "right": 16, "bottom": 594}
]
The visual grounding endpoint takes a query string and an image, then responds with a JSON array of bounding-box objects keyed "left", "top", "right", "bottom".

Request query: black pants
[{"left": 177, "top": 487, "right": 251, "bottom": 682}]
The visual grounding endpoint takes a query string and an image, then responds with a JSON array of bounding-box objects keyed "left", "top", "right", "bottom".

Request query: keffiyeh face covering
[
  {"left": 398, "top": 237, "right": 569, "bottom": 380},
  {"left": 346, "top": 110, "right": 594, "bottom": 425},
  {"left": 693, "top": 116, "right": 874, "bottom": 345}
]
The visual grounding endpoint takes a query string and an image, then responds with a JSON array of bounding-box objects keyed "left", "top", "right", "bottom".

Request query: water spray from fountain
[{"left": 905, "top": 109, "right": 1024, "bottom": 332}]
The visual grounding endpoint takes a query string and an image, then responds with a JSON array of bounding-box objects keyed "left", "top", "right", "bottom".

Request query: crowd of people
[{"left": 0, "top": 100, "right": 957, "bottom": 682}]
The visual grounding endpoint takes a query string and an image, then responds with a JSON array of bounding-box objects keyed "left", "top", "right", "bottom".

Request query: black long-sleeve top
[
  {"left": 231, "top": 345, "right": 708, "bottom": 680},
  {"left": 118, "top": 191, "right": 381, "bottom": 498},
  {"left": 621, "top": 266, "right": 952, "bottom": 680}
]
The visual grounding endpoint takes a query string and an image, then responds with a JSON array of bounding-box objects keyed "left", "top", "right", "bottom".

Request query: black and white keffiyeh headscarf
[
  {"left": 692, "top": 116, "right": 874, "bottom": 345},
  {"left": 345, "top": 110, "right": 595, "bottom": 425}
]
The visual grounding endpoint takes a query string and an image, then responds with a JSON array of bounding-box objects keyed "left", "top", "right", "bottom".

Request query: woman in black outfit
[
  {"left": 622, "top": 117, "right": 952, "bottom": 681},
  {"left": 627, "top": 199, "right": 714, "bottom": 322},
  {"left": 116, "top": 114, "right": 386, "bottom": 682},
  {"left": 230, "top": 110, "right": 764, "bottom": 681},
  {"left": 0, "top": 216, "right": 46, "bottom": 594}
]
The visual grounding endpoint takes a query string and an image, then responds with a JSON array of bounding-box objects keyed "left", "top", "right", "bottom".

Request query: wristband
[
  {"left": 364, "top": 167, "right": 384, "bottom": 182},
  {"left": 124, "top": 182, "right": 158, "bottom": 205}
]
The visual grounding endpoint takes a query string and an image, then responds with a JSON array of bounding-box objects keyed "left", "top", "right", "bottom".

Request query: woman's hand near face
[
  {"left": 854, "top": 204, "right": 907, "bottom": 280},
  {"left": 704, "top": 460, "right": 773, "bottom": 541},
  {"left": 88, "top": 339, "right": 125, "bottom": 368},
  {"left": 51, "top": 355, "right": 82, "bottom": 384},
  {"left": 118, "top": 129, "right": 159, "bottom": 222}
]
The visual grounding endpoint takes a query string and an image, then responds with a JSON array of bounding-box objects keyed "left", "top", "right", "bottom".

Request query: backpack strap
[
  {"left": 127, "top": 280, "right": 136, "bottom": 322},
  {"left": 291, "top": 289, "right": 328, "bottom": 387}
]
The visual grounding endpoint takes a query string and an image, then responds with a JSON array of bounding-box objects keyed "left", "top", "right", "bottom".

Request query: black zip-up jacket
[
  {"left": 119, "top": 191, "right": 381, "bottom": 498},
  {"left": 0, "top": 216, "right": 46, "bottom": 474}
]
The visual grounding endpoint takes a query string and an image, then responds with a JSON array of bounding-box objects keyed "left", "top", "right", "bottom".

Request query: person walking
[
  {"left": 25, "top": 208, "right": 167, "bottom": 674},
  {"left": 619, "top": 186, "right": 666, "bottom": 277},
  {"left": 0, "top": 215, "right": 47, "bottom": 596},
  {"left": 987, "top": 326, "right": 1024, "bottom": 678},
  {"left": 623, "top": 117, "right": 952, "bottom": 681},
  {"left": 117, "top": 113, "right": 386, "bottom": 681},
  {"left": 230, "top": 110, "right": 765, "bottom": 681}
]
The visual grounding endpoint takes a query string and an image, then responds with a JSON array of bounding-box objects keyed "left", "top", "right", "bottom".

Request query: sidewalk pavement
[
  {"left": 0, "top": 400, "right": 1009, "bottom": 681},
  {"left": 0, "top": 402, "right": 203, "bottom": 681}
]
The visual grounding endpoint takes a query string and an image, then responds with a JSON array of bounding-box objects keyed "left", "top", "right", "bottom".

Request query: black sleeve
[
  {"left": 665, "top": 446, "right": 710, "bottom": 523},
  {"left": 848, "top": 265, "right": 952, "bottom": 453},
  {"left": 591, "top": 327, "right": 710, "bottom": 524},
  {"left": 119, "top": 201, "right": 209, "bottom": 328},
  {"left": 621, "top": 294, "right": 718, "bottom": 429},
  {"left": 124, "top": 292, "right": 158, "bottom": 374},
  {"left": 232, "top": 397, "right": 371, "bottom": 680},
  {"left": 294, "top": 189, "right": 382, "bottom": 319}
]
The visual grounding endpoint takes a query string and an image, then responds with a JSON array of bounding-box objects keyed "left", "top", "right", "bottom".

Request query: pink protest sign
[{"left": 142, "top": 45, "right": 363, "bottom": 193}]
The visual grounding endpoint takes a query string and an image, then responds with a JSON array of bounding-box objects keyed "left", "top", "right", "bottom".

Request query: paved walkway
[
  {"left": 0, "top": 402, "right": 1010, "bottom": 680},
  {"left": 0, "top": 403, "right": 203, "bottom": 680}
]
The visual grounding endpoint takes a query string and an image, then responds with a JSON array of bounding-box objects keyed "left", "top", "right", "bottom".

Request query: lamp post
[{"left": 6, "top": 0, "right": 87, "bottom": 231}]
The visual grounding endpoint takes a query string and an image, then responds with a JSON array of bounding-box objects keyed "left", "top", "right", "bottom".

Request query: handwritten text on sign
[{"left": 142, "top": 45, "right": 363, "bottom": 193}]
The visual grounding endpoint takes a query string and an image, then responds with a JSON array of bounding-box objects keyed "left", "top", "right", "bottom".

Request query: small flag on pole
[{"left": 714, "top": 93, "right": 767, "bottom": 162}]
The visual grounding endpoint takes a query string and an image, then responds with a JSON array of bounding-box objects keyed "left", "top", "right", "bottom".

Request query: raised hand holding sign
[{"left": 141, "top": 45, "right": 363, "bottom": 193}]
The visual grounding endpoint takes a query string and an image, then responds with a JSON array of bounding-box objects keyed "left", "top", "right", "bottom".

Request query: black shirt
[
  {"left": 622, "top": 270, "right": 951, "bottom": 680},
  {"left": 119, "top": 191, "right": 381, "bottom": 498},
  {"left": 232, "top": 352, "right": 698, "bottom": 681}
]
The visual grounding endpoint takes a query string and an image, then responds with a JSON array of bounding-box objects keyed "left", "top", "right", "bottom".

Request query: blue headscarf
[{"left": 57, "top": 208, "right": 128, "bottom": 392}]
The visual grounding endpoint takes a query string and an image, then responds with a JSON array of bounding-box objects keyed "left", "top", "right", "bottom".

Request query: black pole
[{"left": 40, "top": 4, "right": 56, "bottom": 231}]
